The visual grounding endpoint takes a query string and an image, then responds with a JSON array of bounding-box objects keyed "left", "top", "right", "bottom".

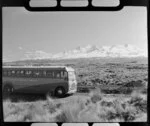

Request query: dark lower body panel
[{"left": 14, "top": 83, "right": 68, "bottom": 95}]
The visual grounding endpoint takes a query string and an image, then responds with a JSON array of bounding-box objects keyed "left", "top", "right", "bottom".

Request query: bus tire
[
  {"left": 55, "top": 86, "right": 66, "bottom": 98},
  {"left": 3, "top": 84, "right": 14, "bottom": 96}
]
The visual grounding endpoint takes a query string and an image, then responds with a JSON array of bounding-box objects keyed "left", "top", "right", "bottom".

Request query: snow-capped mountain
[{"left": 23, "top": 44, "right": 147, "bottom": 60}]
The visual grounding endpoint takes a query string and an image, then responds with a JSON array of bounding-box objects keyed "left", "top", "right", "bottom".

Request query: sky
[{"left": 3, "top": 6, "right": 147, "bottom": 62}]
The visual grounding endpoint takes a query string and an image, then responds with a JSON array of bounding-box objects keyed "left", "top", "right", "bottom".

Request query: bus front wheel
[{"left": 55, "top": 87, "right": 65, "bottom": 98}]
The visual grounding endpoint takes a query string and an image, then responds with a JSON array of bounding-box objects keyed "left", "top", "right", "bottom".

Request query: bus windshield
[{"left": 68, "top": 71, "right": 76, "bottom": 81}]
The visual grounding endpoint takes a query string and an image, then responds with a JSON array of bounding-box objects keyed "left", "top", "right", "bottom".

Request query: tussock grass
[{"left": 3, "top": 89, "right": 147, "bottom": 122}]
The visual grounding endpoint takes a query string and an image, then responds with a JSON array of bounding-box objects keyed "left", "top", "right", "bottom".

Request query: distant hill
[
  {"left": 22, "top": 44, "right": 147, "bottom": 60},
  {"left": 3, "top": 44, "right": 147, "bottom": 65},
  {"left": 3, "top": 57, "right": 148, "bottom": 66}
]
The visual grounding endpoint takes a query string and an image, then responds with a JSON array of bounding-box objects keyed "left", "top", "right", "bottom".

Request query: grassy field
[
  {"left": 3, "top": 89, "right": 147, "bottom": 122},
  {"left": 3, "top": 57, "right": 148, "bottom": 122}
]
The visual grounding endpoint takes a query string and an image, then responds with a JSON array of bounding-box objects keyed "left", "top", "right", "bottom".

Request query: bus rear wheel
[
  {"left": 55, "top": 87, "right": 65, "bottom": 98},
  {"left": 3, "top": 85, "right": 14, "bottom": 96}
]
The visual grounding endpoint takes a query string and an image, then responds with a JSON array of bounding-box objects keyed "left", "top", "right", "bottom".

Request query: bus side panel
[
  {"left": 16, "top": 82, "right": 68, "bottom": 94},
  {"left": 3, "top": 77, "right": 68, "bottom": 94},
  {"left": 3, "top": 77, "right": 28, "bottom": 90}
]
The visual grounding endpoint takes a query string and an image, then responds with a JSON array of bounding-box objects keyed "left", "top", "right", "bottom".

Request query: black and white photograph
[{"left": 2, "top": 1, "right": 148, "bottom": 122}]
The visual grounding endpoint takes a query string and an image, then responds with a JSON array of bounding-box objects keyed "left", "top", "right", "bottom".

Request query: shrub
[
  {"left": 129, "top": 91, "right": 147, "bottom": 112},
  {"left": 89, "top": 88, "right": 102, "bottom": 103},
  {"left": 55, "top": 97, "right": 85, "bottom": 122},
  {"left": 3, "top": 89, "right": 147, "bottom": 122}
]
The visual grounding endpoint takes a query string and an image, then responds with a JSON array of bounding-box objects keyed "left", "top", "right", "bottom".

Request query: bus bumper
[{"left": 67, "top": 88, "right": 77, "bottom": 94}]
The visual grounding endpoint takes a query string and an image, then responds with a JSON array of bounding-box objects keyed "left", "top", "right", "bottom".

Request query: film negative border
[
  {"left": 0, "top": 0, "right": 149, "bottom": 125},
  {"left": 1, "top": 0, "right": 148, "bottom": 11},
  {"left": 1, "top": 122, "right": 150, "bottom": 126}
]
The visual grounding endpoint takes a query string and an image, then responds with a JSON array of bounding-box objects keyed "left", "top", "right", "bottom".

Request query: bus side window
[
  {"left": 25, "top": 70, "right": 32, "bottom": 77},
  {"left": 20, "top": 70, "right": 25, "bottom": 76},
  {"left": 52, "top": 72, "right": 55, "bottom": 78},
  {"left": 34, "top": 70, "right": 43, "bottom": 77},
  {"left": 43, "top": 71, "right": 47, "bottom": 77},
  {"left": 46, "top": 71, "right": 53, "bottom": 78},
  {"left": 11, "top": 70, "right": 15, "bottom": 74},
  {"left": 37, "top": 71, "right": 42, "bottom": 77},
  {"left": 38, "top": 70, "right": 43, "bottom": 77},
  {"left": 56, "top": 71, "right": 60, "bottom": 78},
  {"left": 61, "top": 71, "right": 64, "bottom": 78},
  {"left": 16, "top": 70, "right": 21, "bottom": 76},
  {"left": 35, "top": 71, "right": 40, "bottom": 76},
  {"left": 11, "top": 70, "right": 15, "bottom": 76},
  {"left": 8, "top": 71, "right": 11, "bottom": 76},
  {"left": 32, "top": 71, "right": 37, "bottom": 77}
]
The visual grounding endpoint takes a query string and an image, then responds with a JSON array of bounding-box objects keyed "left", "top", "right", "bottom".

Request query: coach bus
[{"left": 2, "top": 66, "right": 77, "bottom": 97}]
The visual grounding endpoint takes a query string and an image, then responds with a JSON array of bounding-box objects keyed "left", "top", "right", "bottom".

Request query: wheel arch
[
  {"left": 3, "top": 81, "right": 13, "bottom": 89},
  {"left": 54, "top": 86, "right": 66, "bottom": 97}
]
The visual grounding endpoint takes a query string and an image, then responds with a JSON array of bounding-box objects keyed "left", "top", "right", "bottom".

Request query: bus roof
[{"left": 2, "top": 66, "right": 75, "bottom": 71}]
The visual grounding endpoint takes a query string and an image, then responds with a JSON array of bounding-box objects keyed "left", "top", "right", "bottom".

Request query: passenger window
[
  {"left": 12, "top": 70, "right": 15, "bottom": 74},
  {"left": 25, "top": 70, "right": 32, "bottom": 76},
  {"left": 16, "top": 70, "right": 20, "bottom": 74},
  {"left": 20, "top": 70, "right": 24, "bottom": 74},
  {"left": 35, "top": 71, "right": 39, "bottom": 75},
  {"left": 8, "top": 71, "right": 11, "bottom": 76},
  {"left": 46, "top": 71, "right": 53, "bottom": 78},
  {"left": 38, "top": 71, "right": 43, "bottom": 77},
  {"left": 56, "top": 72, "right": 60, "bottom": 78},
  {"left": 20, "top": 70, "right": 25, "bottom": 76},
  {"left": 21, "top": 70, "right": 24, "bottom": 74},
  {"left": 53, "top": 72, "right": 55, "bottom": 78},
  {"left": 33, "top": 71, "right": 39, "bottom": 77},
  {"left": 16, "top": 70, "right": 21, "bottom": 76},
  {"left": 43, "top": 71, "right": 47, "bottom": 77},
  {"left": 11, "top": 70, "right": 16, "bottom": 76},
  {"left": 34, "top": 71, "right": 44, "bottom": 77},
  {"left": 61, "top": 71, "right": 64, "bottom": 78}
]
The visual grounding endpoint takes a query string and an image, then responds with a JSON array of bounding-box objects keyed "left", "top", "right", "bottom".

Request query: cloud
[
  {"left": 22, "top": 44, "right": 148, "bottom": 61},
  {"left": 24, "top": 50, "right": 52, "bottom": 60}
]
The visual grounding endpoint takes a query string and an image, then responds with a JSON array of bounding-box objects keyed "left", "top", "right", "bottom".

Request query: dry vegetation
[
  {"left": 3, "top": 57, "right": 148, "bottom": 122},
  {"left": 3, "top": 89, "right": 147, "bottom": 122}
]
